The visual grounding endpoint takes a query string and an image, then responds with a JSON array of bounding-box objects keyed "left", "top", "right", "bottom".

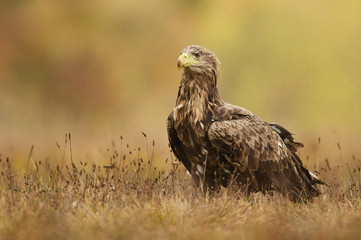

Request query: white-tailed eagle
[{"left": 167, "top": 45, "right": 323, "bottom": 202}]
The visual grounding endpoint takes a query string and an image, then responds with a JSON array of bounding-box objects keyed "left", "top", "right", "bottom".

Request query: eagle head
[{"left": 177, "top": 45, "right": 220, "bottom": 76}]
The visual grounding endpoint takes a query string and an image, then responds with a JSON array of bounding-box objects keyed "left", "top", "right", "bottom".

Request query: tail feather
[{"left": 307, "top": 168, "right": 326, "bottom": 185}]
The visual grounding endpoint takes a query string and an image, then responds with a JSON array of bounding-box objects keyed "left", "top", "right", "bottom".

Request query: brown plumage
[{"left": 167, "top": 45, "right": 323, "bottom": 202}]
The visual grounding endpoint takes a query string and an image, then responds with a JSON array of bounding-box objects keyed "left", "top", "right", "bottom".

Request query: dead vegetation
[{"left": 0, "top": 134, "right": 360, "bottom": 240}]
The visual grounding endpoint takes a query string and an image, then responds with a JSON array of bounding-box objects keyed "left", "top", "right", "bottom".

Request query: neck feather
[
  {"left": 173, "top": 70, "right": 222, "bottom": 147},
  {"left": 176, "top": 69, "right": 221, "bottom": 105}
]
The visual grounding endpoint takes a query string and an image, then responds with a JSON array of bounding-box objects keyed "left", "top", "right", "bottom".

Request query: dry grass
[{"left": 1, "top": 134, "right": 360, "bottom": 240}]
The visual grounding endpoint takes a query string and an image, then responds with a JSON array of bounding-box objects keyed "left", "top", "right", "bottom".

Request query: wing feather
[
  {"left": 167, "top": 112, "right": 192, "bottom": 173},
  {"left": 208, "top": 115, "right": 289, "bottom": 173},
  {"left": 207, "top": 108, "right": 317, "bottom": 198}
]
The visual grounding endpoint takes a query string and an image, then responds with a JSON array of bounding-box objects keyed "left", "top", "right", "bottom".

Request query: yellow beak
[{"left": 177, "top": 53, "right": 199, "bottom": 68}]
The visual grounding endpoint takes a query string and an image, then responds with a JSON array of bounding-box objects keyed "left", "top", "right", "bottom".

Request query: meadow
[
  {"left": 1, "top": 1, "right": 361, "bottom": 239},
  {"left": 1, "top": 134, "right": 360, "bottom": 240}
]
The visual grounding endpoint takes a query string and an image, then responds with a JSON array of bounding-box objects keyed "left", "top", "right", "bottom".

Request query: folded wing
[{"left": 208, "top": 106, "right": 319, "bottom": 201}]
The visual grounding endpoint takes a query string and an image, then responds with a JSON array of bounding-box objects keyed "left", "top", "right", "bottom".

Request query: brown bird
[{"left": 167, "top": 45, "right": 323, "bottom": 202}]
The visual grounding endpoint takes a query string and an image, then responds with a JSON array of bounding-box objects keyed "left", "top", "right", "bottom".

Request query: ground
[{"left": 0, "top": 136, "right": 360, "bottom": 240}]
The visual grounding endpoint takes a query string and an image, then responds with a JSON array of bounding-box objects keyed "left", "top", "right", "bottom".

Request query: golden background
[{"left": 1, "top": 0, "right": 360, "bottom": 165}]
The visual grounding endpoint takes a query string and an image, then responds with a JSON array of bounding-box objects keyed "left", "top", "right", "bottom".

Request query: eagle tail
[{"left": 304, "top": 166, "right": 326, "bottom": 186}]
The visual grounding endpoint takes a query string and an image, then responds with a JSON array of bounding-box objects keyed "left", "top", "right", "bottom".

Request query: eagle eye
[{"left": 193, "top": 51, "right": 201, "bottom": 58}]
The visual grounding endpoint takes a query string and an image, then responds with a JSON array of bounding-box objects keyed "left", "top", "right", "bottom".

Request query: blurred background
[{"left": 1, "top": 0, "right": 360, "bottom": 166}]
